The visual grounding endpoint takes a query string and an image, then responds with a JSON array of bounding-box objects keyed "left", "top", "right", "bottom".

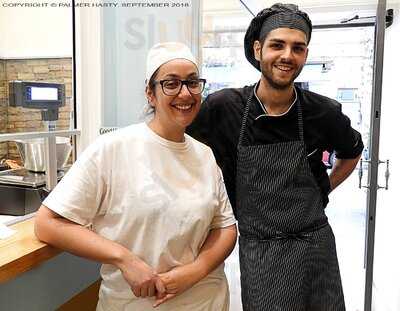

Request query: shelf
[{"left": 0, "top": 130, "right": 80, "bottom": 143}]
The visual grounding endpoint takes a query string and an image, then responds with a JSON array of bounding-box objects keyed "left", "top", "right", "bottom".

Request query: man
[{"left": 187, "top": 3, "right": 363, "bottom": 311}]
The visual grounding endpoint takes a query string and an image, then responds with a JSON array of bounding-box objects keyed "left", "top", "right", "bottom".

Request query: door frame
[{"left": 364, "top": 0, "right": 388, "bottom": 310}]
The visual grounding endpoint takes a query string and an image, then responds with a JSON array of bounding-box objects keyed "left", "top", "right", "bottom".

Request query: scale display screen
[
  {"left": 9, "top": 81, "right": 65, "bottom": 109},
  {"left": 27, "top": 86, "right": 59, "bottom": 101}
]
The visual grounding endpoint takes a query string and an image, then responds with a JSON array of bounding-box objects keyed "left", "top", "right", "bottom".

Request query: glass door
[
  {"left": 369, "top": 1, "right": 400, "bottom": 310},
  {"left": 300, "top": 24, "right": 374, "bottom": 311}
]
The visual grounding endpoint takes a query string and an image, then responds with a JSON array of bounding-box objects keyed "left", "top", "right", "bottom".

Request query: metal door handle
[
  {"left": 358, "top": 158, "right": 390, "bottom": 190},
  {"left": 359, "top": 159, "right": 371, "bottom": 189},
  {"left": 377, "top": 159, "right": 390, "bottom": 190}
]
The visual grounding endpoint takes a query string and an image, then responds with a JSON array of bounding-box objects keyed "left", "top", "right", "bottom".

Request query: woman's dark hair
[
  {"left": 147, "top": 68, "right": 160, "bottom": 94},
  {"left": 143, "top": 68, "right": 160, "bottom": 119}
]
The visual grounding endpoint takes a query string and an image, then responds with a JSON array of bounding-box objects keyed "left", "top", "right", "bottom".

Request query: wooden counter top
[{"left": 0, "top": 217, "right": 61, "bottom": 283}]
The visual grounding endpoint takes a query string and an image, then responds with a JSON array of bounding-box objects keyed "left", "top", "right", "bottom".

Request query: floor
[{"left": 224, "top": 171, "right": 367, "bottom": 311}]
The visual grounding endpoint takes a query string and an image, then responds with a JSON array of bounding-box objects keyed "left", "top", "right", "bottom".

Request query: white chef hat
[{"left": 145, "top": 42, "right": 197, "bottom": 85}]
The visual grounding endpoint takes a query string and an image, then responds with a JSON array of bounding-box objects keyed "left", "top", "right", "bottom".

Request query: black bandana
[{"left": 244, "top": 3, "right": 312, "bottom": 71}]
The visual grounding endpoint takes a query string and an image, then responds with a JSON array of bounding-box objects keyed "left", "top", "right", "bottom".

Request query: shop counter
[
  {"left": 0, "top": 217, "right": 60, "bottom": 283},
  {"left": 0, "top": 217, "right": 100, "bottom": 310}
]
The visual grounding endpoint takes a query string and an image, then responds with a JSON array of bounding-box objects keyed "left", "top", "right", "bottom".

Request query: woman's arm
[
  {"left": 189, "top": 224, "right": 237, "bottom": 280},
  {"left": 35, "top": 205, "right": 164, "bottom": 298},
  {"left": 154, "top": 224, "right": 237, "bottom": 307}
]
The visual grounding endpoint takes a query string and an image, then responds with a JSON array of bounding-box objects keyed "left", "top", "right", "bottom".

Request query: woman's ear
[{"left": 145, "top": 85, "right": 155, "bottom": 107}]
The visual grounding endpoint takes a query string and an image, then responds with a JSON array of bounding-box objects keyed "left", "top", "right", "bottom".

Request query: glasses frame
[{"left": 154, "top": 78, "right": 207, "bottom": 96}]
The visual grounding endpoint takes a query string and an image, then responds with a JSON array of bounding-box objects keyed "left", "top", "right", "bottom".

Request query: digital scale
[
  {"left": 0, "top": 81, "right": 66, "bottom": 216},
  {"left": 0, "top": 169, "right": 68, "bottom": 216},
  {"left": 0, "top": 168, "right": 66, "bottom": 188}
]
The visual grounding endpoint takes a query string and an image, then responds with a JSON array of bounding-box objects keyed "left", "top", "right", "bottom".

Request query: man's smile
[{"left": 274, "top": 64, "right": 294, "bottom": 72}]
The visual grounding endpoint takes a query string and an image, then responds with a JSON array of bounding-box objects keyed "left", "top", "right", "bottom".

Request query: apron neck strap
[
  {"left": 238, "top": 86, "right": 305, "bottom": 147},
  {"left": 297, "top": 90, "right": 304, "bottom": 142},
  {"left": 238, "top": 90, "right": 253, "bottom": 147}
]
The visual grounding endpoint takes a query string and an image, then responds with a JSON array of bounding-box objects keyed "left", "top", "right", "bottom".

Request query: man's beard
[{"left": 259, "top": 53, "right": 304, "bottom": 90}]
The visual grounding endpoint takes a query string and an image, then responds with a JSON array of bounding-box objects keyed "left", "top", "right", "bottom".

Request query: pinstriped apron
[{"left": 236, "top": 91, "right": 346, "bottom": 311}]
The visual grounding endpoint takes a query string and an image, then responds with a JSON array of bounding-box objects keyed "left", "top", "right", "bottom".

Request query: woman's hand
[
  {"left": 117, "top": 253, "right": 165, "bottom": 298},
  {"left": 153, "top": 264, "right": 199, "bottom": 307}
]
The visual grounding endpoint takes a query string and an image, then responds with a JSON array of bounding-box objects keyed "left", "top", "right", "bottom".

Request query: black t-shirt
[{"left": 187, "top": 84, "right": 364, "bottom": 210}]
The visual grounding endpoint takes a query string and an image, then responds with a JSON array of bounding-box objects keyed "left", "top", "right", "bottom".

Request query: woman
[{"left": 35, "top": 42, "right": 237, "bottom": 311}]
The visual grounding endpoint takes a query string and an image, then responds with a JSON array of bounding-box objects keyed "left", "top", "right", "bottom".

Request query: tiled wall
[{"left": 2, "top": 58, "right": 73, "bottom": 160}]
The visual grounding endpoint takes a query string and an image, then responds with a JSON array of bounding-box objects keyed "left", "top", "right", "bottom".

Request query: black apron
[{"left": 236, "top": 90, "right": 346, "bottom": 311}]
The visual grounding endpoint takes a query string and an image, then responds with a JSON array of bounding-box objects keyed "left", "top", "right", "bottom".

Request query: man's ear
[{"left": 253, "top": 40, "right": 262, "bottom": 61}]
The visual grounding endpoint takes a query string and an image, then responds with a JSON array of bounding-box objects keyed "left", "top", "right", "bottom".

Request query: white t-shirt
[{"left": 43, "top": 122, "right": 236, "bottom": 311}]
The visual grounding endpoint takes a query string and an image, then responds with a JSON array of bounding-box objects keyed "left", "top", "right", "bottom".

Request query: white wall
[
  {"left": 102, "top": 0, "right": 201, "bottom": 128},
  {"left": 76, "top": 0, "right": 201, "bottom": 151},
  {"left": 74, "top": 6, "right": 103, "bottom": 153},
  {"left": 0, "top": 0, "right": 72, "bottom": 58}
]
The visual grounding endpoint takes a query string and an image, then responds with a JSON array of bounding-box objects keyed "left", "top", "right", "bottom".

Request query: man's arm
[
  {"left": 329, "top": 155, "right": 361, "bottom": 192},
  {"left": 324, "top": 99, "right": 364, "bottom": 193}
]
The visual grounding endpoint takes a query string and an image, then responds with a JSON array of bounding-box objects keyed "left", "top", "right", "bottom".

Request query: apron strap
[
  {"left": 237, "top": 89, "right": 253, "bottom": 147},
  {"left": 296, "top": 91, "right": 305, "bottom": 142},
  {"left": 241, "top": 221, "right": 329, "bottom": 243}
]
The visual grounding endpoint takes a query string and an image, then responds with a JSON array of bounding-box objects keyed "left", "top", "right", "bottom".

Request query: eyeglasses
[{"left": 154, "top": 78, "right": 207, "bottom": 96}]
